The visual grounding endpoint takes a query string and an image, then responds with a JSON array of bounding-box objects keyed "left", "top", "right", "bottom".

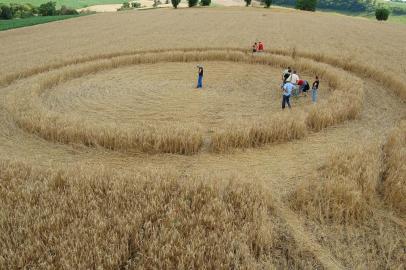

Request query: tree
[
  {"left": 296, "top": 0, "right": 317, "bottom": 11},
  {"left": 153, "top": 0, "right": 161, "bottom": 8},
  {"left": 171, "top": 0, "right": 181, "bottom": 8},
  {"left": 244, "top": 0, "right": 252, "bottom": 7},
  {"left": 264, "top": 0, "right": 272, "bottom": 8},
  {"left": 59, "top": 5, "right": 79, "bottom": 15},
  {"left": 38, "top": 1, "right": 56, "bottom": 16},
  {"left": 131, "top": 1, "right": 141, "bottom": 7},
  {"left": 0, "top": 5, "right": 13, "bottom": 19},
  {"left": 187, "top": 0, "right": 198, "bottom": 7},
  {"left": 10, "top": 3, "right": 22, "bottom": 17},
  {"left": 375, "top": 6, "right": 389, "bottom": 21},
  {"left": 200, "top": 0, "right": 211, "bottom": 6}
]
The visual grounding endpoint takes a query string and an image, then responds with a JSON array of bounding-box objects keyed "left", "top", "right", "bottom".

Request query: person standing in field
[
  {"left": 312, "top": 76, "right": 320, "bottom": 102},
  {"left": 258, "top": 41, "right": 264, "bottom": 52},
  {"left": 252, "top": 42, "right": 258, "bottom": 54},
  {"left": 197, "top": 65, "right": 204, "bottom": 89},
  {"left": 291, "top": 70, "right": 300, "bottom": 97},
  {"left": 282, "top": 67, "right": 291, "bottom": 82},
  {"left": 282, "top": 81, "right": 294, "bottom": 110}
]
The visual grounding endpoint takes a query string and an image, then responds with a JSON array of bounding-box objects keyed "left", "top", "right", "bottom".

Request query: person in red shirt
[
  {"left": 297, "top": 79, "right": 304, "bottom": 95},
  {"left": 298, "top": 79, "right": 310, "bottom": 97},
  {"left": 258, "top": 41, "right": 264, "bottom": 52}
]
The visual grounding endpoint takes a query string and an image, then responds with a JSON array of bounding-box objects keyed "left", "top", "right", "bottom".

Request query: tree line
[
  {"left": 271, "top": 0, "right": 375, "bottom": 12},
  {"left": 0, "top": 1, "right": 78, "bottom": 20},
  {"left": 244, "top": 0, "right": 393, "bottom": 20},
  {"left": 171, "top": 0, "right": 211, "bottom": 8}
]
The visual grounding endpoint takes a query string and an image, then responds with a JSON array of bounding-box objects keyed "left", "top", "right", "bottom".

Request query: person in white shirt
[{"left": 290, "top": 70, "right": 300, "bottom": 97}]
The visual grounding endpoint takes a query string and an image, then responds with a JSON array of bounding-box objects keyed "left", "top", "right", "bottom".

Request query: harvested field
[{"left": 0, "top": 6, "right": 405, "bottom": 269}]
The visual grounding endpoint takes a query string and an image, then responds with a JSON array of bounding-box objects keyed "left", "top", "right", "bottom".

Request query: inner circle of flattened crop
[
  {"left": 42, "top": 62, "right": 313, "bottom": 131},
  {"left": 7, "top": 49, "right": 363, "bottom": 155}
]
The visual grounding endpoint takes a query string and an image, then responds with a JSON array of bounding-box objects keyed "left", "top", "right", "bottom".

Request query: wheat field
[{"left": 0, "top": 6, "right": 405, "bottom": 269}]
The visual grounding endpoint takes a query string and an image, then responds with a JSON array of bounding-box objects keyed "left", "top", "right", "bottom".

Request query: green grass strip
[{"left": 0, "top": 14, "right": 89, "bottom": 31}]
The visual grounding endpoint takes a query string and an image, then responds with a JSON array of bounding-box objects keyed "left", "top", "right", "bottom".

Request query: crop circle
[
  {"left": 3, "top": 49, "right": 362, "bottom": 154},
  {"left": 40, "top": 61, "right": 318, "bottom": 131}
]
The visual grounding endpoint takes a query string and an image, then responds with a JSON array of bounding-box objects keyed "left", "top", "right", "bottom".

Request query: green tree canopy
[
  {"left": 264, "top": 0, "right": 272, "bottom": 8},
  {"left": 375, "top": 6, "right": 390, "bottom": 21},
  {"left": 38, "top": 1, "right": 56, "bottom": 16},
  {"left": 296, "top": 0, "right": 317, "bottom": 11},
  {"left": 171, "top": 0, "right": 181, "bottom": 8}
]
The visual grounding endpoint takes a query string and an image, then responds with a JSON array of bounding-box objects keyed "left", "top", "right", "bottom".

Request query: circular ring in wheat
[{"left": 2, "top": 48, "right": 364, "bottom": 154}]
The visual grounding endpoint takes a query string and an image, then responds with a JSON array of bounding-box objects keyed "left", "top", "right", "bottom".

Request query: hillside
[{"left": 0, "top": 7, "right": 405, "bottom": 269}]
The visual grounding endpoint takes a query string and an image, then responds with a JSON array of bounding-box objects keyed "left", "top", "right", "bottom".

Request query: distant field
[
  {"left": 1, "top": 0, "right": 405, "bottom": 24},
  {"left": 379, "top": 0, "right": 406, "bottom": 8},
  {"left": 363, "top": 13, "right": 406, "bottom": 24},
  {"left": 0, "top": 14, "right": 87, "bottom": 31},
  {"left": 387, "top": 14, "right": 406, "bottom": 23},
  {"left": 312, "top": 7, "right": 406, "bottom": 24},
  {"left": 0, "top": 0, "right": 124, "bottom": 8}
]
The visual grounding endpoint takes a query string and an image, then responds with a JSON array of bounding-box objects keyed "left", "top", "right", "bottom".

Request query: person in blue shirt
[
  {"left": 197, "top": 65, "right": 203, "bottom": 89},
  {"left": 282, "top": 82, "right": 293, "bottom": 109},
  {"left": 312, "top": 76, "right": 320, "bottom": 102}
]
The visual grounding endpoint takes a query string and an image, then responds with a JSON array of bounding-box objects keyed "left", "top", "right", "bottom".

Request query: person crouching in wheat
[{"left": 197, "top": 65, "right": 204, "bottom": 89}]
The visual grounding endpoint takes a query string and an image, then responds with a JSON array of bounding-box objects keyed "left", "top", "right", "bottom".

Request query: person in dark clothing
[
  {"left": 303, "top": 80, "right": 310, "bottom": 96},
  {"left": 197, "top": 66, "right": 204, "bottom": 88},
  {"left": 312, "top": 76, "right": 320, "bottom": 102},
  {"left": 252, "top": 42, "right": 258, "bottom": 54},
  {"left": 282, "top": 67, "right": 292, "bottom": 83}
]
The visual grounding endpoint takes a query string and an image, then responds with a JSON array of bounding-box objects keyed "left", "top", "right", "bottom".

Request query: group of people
[
  {"left": 252, "top": 41, "right": 264, "bottom": 53},
  {"left": 281, "top": 66, "right": 319, "bottom": 110},
  {"left": 195, "top": 62, "right": 320, "bottom": 111}
]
